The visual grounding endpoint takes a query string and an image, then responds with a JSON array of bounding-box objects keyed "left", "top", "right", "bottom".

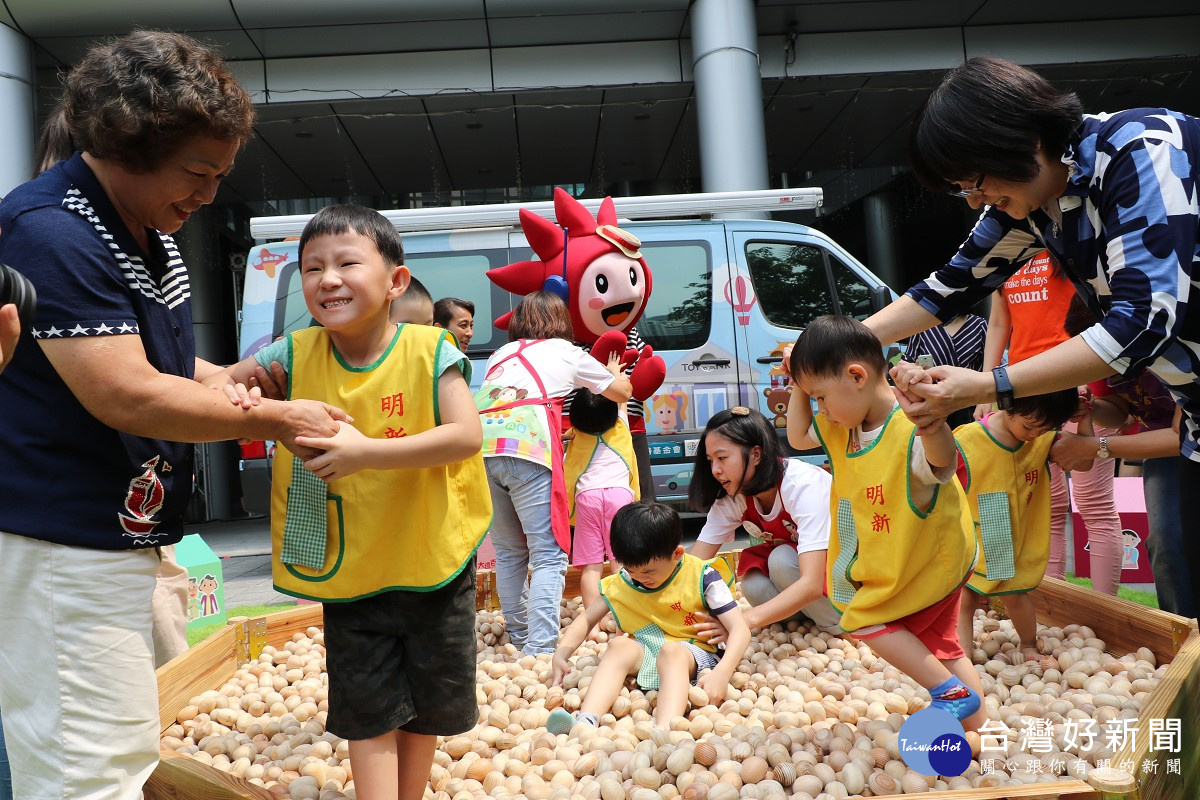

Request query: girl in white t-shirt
[
  {"left": 689, "top": 407, "right": 841, "bottom": 634},
  {"left": 563, "top": 353, "right": 641, "bottom": 639}
]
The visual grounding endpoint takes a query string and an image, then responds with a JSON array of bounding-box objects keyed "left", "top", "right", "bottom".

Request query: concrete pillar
[
  {"left": 175, "top": 207, "right": 240, "bottom": 521},
  {"left": 0, "top": 26, "right": 35, "bottom": 194},
  {"left": 864, "top": 191, "right": 901, "bottom": 292},
  {"left": 690, "top": 0, "right": 769, "bottom": 197}
]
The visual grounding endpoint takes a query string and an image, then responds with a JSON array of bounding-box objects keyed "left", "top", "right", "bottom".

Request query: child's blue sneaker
[
  {"left": 546, "top": 708, "right": 576, "bottom": 735},
  {"left": 928, "top": 676, "right": 981, "bottom": 721}
]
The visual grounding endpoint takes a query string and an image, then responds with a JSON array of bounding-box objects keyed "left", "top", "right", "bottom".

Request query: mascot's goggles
[{"left": 595, "top": 224, "right": 643, "bottom": 260}]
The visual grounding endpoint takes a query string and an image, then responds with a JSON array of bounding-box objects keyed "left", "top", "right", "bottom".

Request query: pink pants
[{"left": 1047, "top": 422, "right": 1121, "bottom": 595}]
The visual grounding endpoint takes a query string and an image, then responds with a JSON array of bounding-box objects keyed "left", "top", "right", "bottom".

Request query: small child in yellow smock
[
  {"left": 785, "top": 315, "right": 985, "bottom": 730},
  {"left": 547, "top": 502, "right": 750, "bottom": 732},
  {"left": 953, "top": 389, "right": 1078, "bottom": 663},
  {"left": 208, "top": 204, "right": 490, "bottom": 800}
]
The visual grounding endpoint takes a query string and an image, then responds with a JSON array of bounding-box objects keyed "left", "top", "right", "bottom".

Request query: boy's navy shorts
[{"left": 322, "top": 563, "right": 478, "bottom": 741}]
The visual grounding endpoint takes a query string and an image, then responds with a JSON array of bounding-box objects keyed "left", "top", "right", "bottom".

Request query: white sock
[{"left": 577, "top": 711, "right": 600, "bottom": 727}]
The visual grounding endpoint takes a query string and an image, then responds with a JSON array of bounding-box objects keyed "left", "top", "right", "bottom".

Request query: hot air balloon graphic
[
  {"left": 119, "top": 456, "right": 166, "bottom": 536},
  {"left": 723, "top": 274, "right": 757, "bottom": 326}
]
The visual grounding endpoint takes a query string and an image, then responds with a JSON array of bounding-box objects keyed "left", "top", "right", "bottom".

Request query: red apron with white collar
[{"left": 736, "top": 491, "right": 799, "bottom": 577}]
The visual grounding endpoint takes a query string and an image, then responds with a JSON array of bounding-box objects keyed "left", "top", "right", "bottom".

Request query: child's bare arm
[
  {"left": 605, "top": 352, "right": 629, "bottom": 415},
  {"left": 786, "top": 382, "right": 819, "bottom": 451},
  {"left": 294, "top": 365, "right": 481, "bottom": 482},
  {"left": 695, "top": 604, "right": 750, "bottom": 705},
  {"left": 552, "top": 597, "right": 611, "bottom": 686}
]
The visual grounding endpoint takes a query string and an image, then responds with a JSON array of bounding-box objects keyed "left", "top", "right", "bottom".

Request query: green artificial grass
[
  {"left": 1063, "top": 574, "right": 1160, "bottom": 609},
  {"left": 187, "top": 602, "right": 298, "bottom": 647}
]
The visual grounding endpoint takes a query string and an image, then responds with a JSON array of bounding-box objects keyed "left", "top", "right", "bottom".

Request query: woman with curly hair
[{"left": 0, "top": 31, "right": 346, "bottom": 799}]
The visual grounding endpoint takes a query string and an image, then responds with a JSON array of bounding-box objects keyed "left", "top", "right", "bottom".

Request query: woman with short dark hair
[
  {"left": 0, "top": 31, "right": 345, "bottom": 798},
  {"left": 867, "top": 55, "right": 1200, "bottom": 611},
  {"left": 434, "top": 296, "right": 475, "bottom": 350}
]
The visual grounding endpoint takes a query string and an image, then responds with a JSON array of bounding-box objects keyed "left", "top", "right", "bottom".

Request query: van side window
[
  {"left": 274, "top": 261, "right": 314, "bottom": 339},
  {"left": 744, "top": 242, "right": 836, "bottom": 329},
  {"left": 639, "top": 241, "right": 712, "bottom": 351},
  {"left": 406, "top": 252, "right": 500, "bottom": 351},
  {"left": 829, "top": 255, "right": 874, "bottom": 321}
]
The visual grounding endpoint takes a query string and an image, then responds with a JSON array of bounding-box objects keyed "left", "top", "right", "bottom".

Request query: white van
[{"left": 235, "top": 190, "right": 895, "bottom": 514}]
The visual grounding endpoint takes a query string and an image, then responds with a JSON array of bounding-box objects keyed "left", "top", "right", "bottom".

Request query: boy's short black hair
[
  {"left": 1007, "top": 388, "right": 1078, "bottom": 431},
  {"left": 400, "top": 276, "right": 432, "bottom": 305},
  {"left": 789, "top": 314, "right": 888, "bottom": 381},
  {"left": 610, "top": 502, "right": 681, "bottom": 567},
  {"left": 689, "top": 408, "right": 786, "bottom": 511},
  {"left": 299, "top": 203, "right": 405, "bottom": 267},
  {"left": 568, "top": 388, "right": 618, "bottom": 436}
]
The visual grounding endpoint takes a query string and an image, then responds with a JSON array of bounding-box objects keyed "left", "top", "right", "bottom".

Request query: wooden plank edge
[
  {"left": 1113, "top": 629, "right": 1200, "bottom": 797},
  {"left": 1031, "top": 578, "right": 1195, "bottom": 666},
  {"left": 144, "top": 747, "right": 278, "bottom": 800},
  {"left": 156, "top": 625, "right": 243, "bottom": 733}
]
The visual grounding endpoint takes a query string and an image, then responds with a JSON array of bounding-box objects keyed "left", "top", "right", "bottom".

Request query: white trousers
[
  {"left": 739, "top": 542, "right": 843, "bottom": 630},
  {"left": 0, "top": 530, "right": 160, "bottom": 800}
]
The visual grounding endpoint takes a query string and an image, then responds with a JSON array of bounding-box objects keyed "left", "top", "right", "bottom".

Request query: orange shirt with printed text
[{"left": 1003, "top": 251, "right": 1076, "bottom": 364}]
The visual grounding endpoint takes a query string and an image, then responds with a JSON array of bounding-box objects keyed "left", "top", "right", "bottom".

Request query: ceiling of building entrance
[{"left": 13, "top": 1, "right": 1199, "bottom": 208}]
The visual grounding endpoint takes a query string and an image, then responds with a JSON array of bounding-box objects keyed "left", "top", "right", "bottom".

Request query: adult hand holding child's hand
[
  {"left": 891, "top": 362, "right": 988, "bottom": 432},
  {"left": 691, "top": 612, "right": 731, "bottom": 647},
  {"left": 295, "top": 420, "right": 374, "bottom": 482}
]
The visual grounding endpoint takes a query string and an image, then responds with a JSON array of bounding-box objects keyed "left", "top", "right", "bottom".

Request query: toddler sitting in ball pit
[{"left": 548, "top": 502, "right": 751, "bottom": 732}]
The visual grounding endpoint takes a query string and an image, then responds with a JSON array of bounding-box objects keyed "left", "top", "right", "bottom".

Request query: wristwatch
[
  {"left": 1097, "top": 436, "right": 1112, "bottom": 459},
  {"left": 992, "top": 366, "right": 1015, "bottom": 411}
]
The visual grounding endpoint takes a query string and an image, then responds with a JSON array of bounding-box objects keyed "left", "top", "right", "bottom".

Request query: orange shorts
[{"left": 847, "top": 580, "right": 967, "bottom": 661}]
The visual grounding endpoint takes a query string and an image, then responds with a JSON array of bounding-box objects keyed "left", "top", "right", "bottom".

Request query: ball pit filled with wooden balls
[{"left": 150, "top": 568, "right": 1198, "bottom": 800}]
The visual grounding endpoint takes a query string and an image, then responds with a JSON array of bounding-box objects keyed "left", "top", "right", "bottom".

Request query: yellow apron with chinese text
[
  {"left": 272, "top": 324, "right": 490, "bottom": 601},
  {"left": 956, "top": 419, "right": 1054, "bottom": 595},
  {"left": 563, "top": 417, "right": 640, "bottom": 524},
  {"left": 601, "top": 554, "right": 735, "bottom": 689},
  {"left": 814, "top": 409, "right": 974, "bottom": 632}
]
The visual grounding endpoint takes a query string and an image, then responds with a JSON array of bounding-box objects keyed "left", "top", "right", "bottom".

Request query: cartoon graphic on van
[
  {"left": 650, "top": 388, "right": 689, "bottom": 433},
  {"left": 723, "top": 274, "right": 757, "bottom": 325},
  {"left": 763, "top": 386, "right": 791, "bottom": 428},
  {"left": 251, "top": 247, "right": 289, "bottom": 279}
]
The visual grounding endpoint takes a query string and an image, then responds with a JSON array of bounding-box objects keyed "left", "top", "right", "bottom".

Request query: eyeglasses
[{"left": 948, "top": 174, "right": 986, "bottom": 199}]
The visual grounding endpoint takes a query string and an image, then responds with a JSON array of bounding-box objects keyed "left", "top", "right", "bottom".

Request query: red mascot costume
[{"left": 488, "top": 187, "right": 667, "bottom": 498}]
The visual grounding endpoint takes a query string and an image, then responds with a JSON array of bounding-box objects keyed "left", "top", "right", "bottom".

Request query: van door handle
[
  {"left": 691, "top": 358, "right": 730, "bottom": 367},
  {"left": 756, "top": 356, "right": 783, "bottom": 364}
]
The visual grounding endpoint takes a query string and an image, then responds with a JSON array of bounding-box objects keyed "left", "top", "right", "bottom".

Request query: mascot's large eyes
[
  {"left": 595, "top": 274, "right": 609, "bottom": 294},
  {"left": 630, "top": 267, "right": 638, "bottom": 286}
]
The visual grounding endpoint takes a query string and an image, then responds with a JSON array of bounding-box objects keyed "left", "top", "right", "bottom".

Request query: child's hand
[
  {"left": 696, "top": 669, "right": 729, "bottom": 706},
  {"left": 295, "top": 420, "right": 372, "bottom": 482},
  {"left": 778, "top": 343, "right": 794, "bottom": 380},
  {"left": 605, "top": 351, "right": 624, "bottom": 378},
  {"left": 1069, "top": 386, "right": 1094, "bottom": 423},
  {"left": 217, "top": 381, "right": 262, "bottom": 409},
  {"left": 890, "top": 360, "right": 932, "bottom": 396},
  {"left": 551, "top": 652, "right": 572, "bottom": 686}
]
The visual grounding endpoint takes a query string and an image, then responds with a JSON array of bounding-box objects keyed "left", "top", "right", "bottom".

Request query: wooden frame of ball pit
[{"left": 144, "top": 566, "right": 1197, "bottom": 800}]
